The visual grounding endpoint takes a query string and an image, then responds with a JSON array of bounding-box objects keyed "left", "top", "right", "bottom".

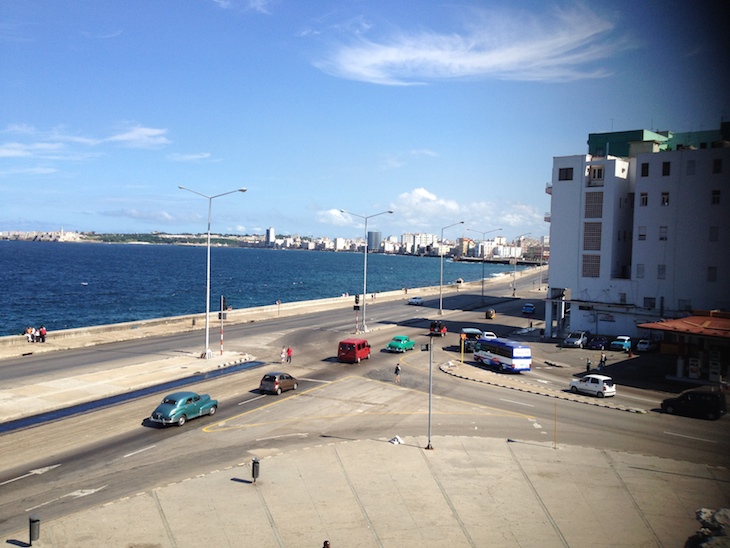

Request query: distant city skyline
[{"left": 2, "top": 1, "right": 726, "bottom": 239}]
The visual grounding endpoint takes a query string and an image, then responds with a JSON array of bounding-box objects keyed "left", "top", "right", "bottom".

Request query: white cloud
[
  {"left": 314, "top": 5, "right": 632, "bottom": 85},
  {"left": 102, "top": 209, "right": 177, "bottom": 223},
  {"left": 105, "top": 125, "right": 170, "bottom": 148},
  {"left": 167, "top": 152, "right": 212, "bottom": 162},
  {"left": 0, "top": 142, "right": 63, "bottom": 158},
  {"left": 316, "top": 208, "right": 354, "bottom": 227}
]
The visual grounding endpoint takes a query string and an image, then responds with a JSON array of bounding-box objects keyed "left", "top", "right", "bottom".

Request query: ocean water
[{"left": 0, "top": 241, "right": 520, "bottom": 336}]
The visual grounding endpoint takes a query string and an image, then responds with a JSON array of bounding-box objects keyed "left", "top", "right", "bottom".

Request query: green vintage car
[
  {"left": 150, "top": 391, "right": 218, "bottom": 427},
  {"left": 386, "top": 335, "right": 416, "bottom": 353}
]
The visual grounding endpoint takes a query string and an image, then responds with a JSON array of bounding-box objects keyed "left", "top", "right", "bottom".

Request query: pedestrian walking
[
  {"left": 599, "top": 352, "right": 606, "bottom": 370},
  {"left": 394, "top": 363, "right": 401, "bottom": 384},
  {"left": 286, "top": 346, "right": 293, "bottom": 364},
  {"left": 586, "top": 358, "right": 591, "bottom": 373},
  {"left": 280, "top": 346, "right": 286, "bottom": 364}
]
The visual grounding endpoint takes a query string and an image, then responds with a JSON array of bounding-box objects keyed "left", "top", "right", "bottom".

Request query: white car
[
  {"left": 481, "top": 331, "right": 497, "bottom": 340},
  {"left": 408, "top": 296, "right": 424, "bottom": 306},
  {"left": 569, "top": 374, "right": 616, "bottom": 398},
  {"left": 636, "top": 339, "right": 658, "bottom": 352}
]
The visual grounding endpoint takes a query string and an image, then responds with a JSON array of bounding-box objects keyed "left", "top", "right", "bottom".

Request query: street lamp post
[
  {"left": 179, "top": 185, "right": 247, "bottom": 358},
  {"left": 467, "top": 227, "right": 502, "bottom": 304},
  {"left": 511, "top": 232, "right": 531, "bottom": 297},
  {"left": 439, "top": 221, "right": 464, "bottom": 315},
  {"left": 340, "top": 209, "right": 393, "bottom": 332}
]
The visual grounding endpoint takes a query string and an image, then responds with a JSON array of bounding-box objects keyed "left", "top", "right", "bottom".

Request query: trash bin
[
  {"left": 252, "top": 458, "right": 260, "bottom": 483},
  {"left": 29, "top": 514, "right": 40, "bottom": 544}
]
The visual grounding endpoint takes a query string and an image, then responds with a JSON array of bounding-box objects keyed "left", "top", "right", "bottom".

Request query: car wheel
[
  {"left": 570, "top": 386, "right": 578, "bottom": 394},
  {"left": 177, "top": 415, "right": 187, "bottom": 427},
  {"left": 579, "top": 343, "right": 583, "bottom": 349},
  {"left": 209, "top": 406, "right": 217, "bottom": 416},
  {"left": 664, "top": 405, "right": 674, "bottom": 414},
  {"left": 276, "top": 387, "right": 282, "bottom": 395},
  {"left": 707, "top": 412, "right": 716, "bottom": 420},
  {"left": 597, "top": 391, "right": 605, "bottom": 398},
  {"left": 293, "top": 382, "right": 298, "bottom": 390},
  {"left": 356, "top": 357, "right": 361, "bottom": 363}
]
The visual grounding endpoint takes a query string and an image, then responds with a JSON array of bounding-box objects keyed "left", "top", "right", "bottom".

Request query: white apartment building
[{"left": 545, "top": 125, "right": 730, "bottom": 339}]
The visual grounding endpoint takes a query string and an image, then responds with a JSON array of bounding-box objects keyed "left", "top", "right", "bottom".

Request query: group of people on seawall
[{"left": 24, "top": 325, "right": 47, "bottom": 343}]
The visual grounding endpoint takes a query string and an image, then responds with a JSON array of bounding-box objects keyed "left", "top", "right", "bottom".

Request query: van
[
  {"left": 661, "top": 388, "right": 727, "bottom": 420},
  {"left": 337, "top": 338, "right": 371, "bottom": 363}
]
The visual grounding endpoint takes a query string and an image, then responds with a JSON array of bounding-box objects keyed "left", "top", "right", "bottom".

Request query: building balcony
[
  {"left": 545, "top": 182, "right": 552, "bottom": 195},
  {"left": 544, "top": 212, "right": 551, "bottom": 223}
]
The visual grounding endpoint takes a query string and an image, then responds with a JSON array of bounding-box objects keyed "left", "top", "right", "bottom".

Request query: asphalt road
[{"left": 1, "top": 277, "right": 728, "bottom": 539}]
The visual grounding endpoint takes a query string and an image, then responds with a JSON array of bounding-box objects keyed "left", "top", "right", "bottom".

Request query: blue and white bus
[{"left": 473, "top": 338, "right": 531, "bottom": 372}]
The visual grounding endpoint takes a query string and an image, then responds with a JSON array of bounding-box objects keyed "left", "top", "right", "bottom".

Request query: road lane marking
[
  {"left": 238, "top": 395, "right": 266, "bottom": 406},
  {"left": 255, "top": 433, "right": 309, "bottom": 442},
  {"left": 26, "top": 485, "right": 108, "bottom": 512},
  {"left": 124, "top": 445, "right": 156, "bottom": 458},
  {"left": 664, "top": 431, "right": 717, "bottom": 444},
  {"left": 0, "top": 464, "right": 61, "bottom": 486},
  {"left": 500, "top": 398, "right": 535, "bottom": 407}
]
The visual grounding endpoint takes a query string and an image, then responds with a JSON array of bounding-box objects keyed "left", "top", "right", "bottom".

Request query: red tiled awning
[{"left": 638, "top": 315, "right": 730, "bottom": 341}]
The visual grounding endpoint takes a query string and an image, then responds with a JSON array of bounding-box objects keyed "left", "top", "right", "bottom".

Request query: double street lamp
[
  {"left": 179, "top": 185, "right": 247, "bottom": 358},
  {"left": 467, "top": 227, "right": 502, "bottom": 304},
  {"left": 340, "top": 209, "right": 393, "bottom": 332},
  {"left": 438, "top": 221, "right": 464, "bottom": 315}
]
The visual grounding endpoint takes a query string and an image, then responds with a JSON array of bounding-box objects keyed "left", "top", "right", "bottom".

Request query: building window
[
  {"left": 643, "top": 297, "right": 656, "bottom": 309},
  {"left": 640, "top": 193, "right": 648, "bottom": 206},
  {"left": 636, "top": 263, "right": 645, "bottom": 278},
  {"left": 558, "top": 167, "right": 574, "bottom": 181},
  {"left": 708, "top": 266, "right": 717, "bottom": 282},
  {"left": 581, "top": 254, "right": 600, "bottom": 277},
  {"left": 638, "top": 226, "right": 646, "bottom": 241},
  {"left": 710, "top": 226, "right": 719, "bottom": 242},
  {"left": 584, "top": 192, "right": 603, "bottom": 218},
  {"left": 712, "top": 190, "right": 721, "bottom": 204},
  {"left": 659, "top": 226, "right": 668, "bottom": 241},
  {"left": 661, "top": 192, "right": 669, "bottom": 206},
  {"left": 657, "top": 264, "right": 666, "bottom": 279},
  {"left": 713, "top": 158, "right": 723, "bottom": 174},
  {"left": 619, "top": 292, "right": 627, "bottom": 304},
  {"left": 590, "top": 166, "right": 604, "bottom": 180},
  {"left": 583, "top": 222, "right": 602, "bottom": 250},
  {"left": 662, "top": 161, "right": 671, "bottom": 176},
  {"left": 628, "top": 192, "right": 634, "bottom": 208},
  {"left": 640, "top": 163, "right": 649, "bottom": 177},
  {"left": 686, "top": 160, "right": 695, "bottom": 175}
]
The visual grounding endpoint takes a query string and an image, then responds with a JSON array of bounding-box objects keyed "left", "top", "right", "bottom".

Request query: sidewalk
[{"left": 7, "top": 434, "right": 727, "bottom": 546}]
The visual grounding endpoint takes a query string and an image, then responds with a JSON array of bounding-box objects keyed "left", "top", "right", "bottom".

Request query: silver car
[{"left": 563, "top": 331, "right": 590, "bottom": 348}]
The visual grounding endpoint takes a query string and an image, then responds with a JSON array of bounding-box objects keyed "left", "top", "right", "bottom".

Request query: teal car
[
  {"left": 386, "top": 335, "right": 416, "bottom": 353},
  {"left": 150, "top": 391, "right": 218, "bottom": 427}
]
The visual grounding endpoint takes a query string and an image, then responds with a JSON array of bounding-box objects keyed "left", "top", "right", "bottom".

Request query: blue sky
[{"left": 1, "top": 0, "right": 727, "bottom": 241}]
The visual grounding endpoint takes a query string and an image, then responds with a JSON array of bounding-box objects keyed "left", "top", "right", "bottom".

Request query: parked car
[
  {"left": 386, "top": 335, "right": 416, "bottom": 353},
  {"left": 259, "top": 372, "right": 298, "bottom": 395},
  {"left": 610, "top": 336, "right": 632, "bottom": 351},
  {"left": 460, "top": 327, "right": 484, "bottom": 351},
  {"left": 636, "top": 339, "right": 658, "bottom": 352},
  {"left": 587, "top": 336, "right": 609, "bottom": 350},
  {"left": 569, "top": 374, "right": 616, "bottom": 398},
  {"left": 661, "top": 388, "right": 727, "bottom": 420},
  {"left": 408, "top": 296, "right": 424, "bottom": 306},
  {"left": 430, "top": 320, "right": 447, "bottom": 337},
  {"left": 150, "top": 391, "right": 218, "bottom": 427},
  {"left": 522, "top": 303, "right": 536, "bottom": 315},
  {"left": 562, "top": 331, "right": 590, "bottom": 349},
  {"left": 338, "top": 338, "right": 371, "bottom": 363}
]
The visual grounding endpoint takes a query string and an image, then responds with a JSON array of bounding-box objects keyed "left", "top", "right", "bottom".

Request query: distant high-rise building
[
  {"left": 367, "top": 231, "right": 382, "bottom": 253},
  {"left": 266, "top": 227, "right": 275, "bottom": 248}
]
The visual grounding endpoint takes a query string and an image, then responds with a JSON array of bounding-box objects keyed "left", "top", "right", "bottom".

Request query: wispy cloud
[
  {"left": 212, "top": 0, "right": 273, "bottom": 14},
  {"left": 105, "top": 125, "right": 170, "bottom": 148},
  {"left": 167, "top": 152, "right": 212, "bottom": 162},
  {"left": 380, "top": 148, "right": 439, "bottom": 170},
  {"left": 314, "top": 5, "right": 632, "bottom": 85}
]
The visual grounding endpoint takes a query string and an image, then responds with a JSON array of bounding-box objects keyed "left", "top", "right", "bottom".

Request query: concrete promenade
[{"left": 1, "top": 276, "right": 727, "bottom": 547}]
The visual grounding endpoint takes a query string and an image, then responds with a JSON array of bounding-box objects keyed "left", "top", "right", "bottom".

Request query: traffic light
[
  {"left": 221, "top": 296, "right": 227, "bottom": 310},
  {"left": 355, "top": 294, "right": 360, "bottom": 305}
]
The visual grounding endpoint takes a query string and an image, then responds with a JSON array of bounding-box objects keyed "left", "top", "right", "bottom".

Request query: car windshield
[
  {"left": 603, "top": 380, "right": 614, "bottom": 387},
  {"left": 162, "top": 397, "right": 178, "bottom": 405},
  {"left": 262, "top": 375, "right": 277, "bottom": 382},
  {"left": 567, "top": 333, "right": 581, "bottom": 338}
]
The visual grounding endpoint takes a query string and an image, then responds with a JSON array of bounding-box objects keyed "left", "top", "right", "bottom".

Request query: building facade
[{"left": 545, "top": 124, "right": 730, "bottom": 341}]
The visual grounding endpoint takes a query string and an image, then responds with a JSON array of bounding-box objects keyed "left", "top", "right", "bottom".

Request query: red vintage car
[{"left": 430, "top": 320, "right": 447, "bottom": 337}]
